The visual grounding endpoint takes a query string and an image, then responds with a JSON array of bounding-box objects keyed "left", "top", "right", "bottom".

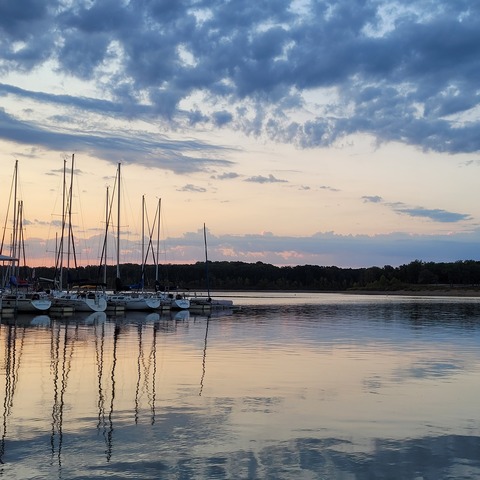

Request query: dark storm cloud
[{"left": 1, "top": 0, "right": 480, "bottom": 158}]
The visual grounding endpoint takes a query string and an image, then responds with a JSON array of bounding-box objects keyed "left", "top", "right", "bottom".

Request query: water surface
[{"left": 1, "top": 292, "right": 479, "bottom": 479}]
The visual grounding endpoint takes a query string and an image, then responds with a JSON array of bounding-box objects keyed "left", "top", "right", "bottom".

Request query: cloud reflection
[{"left": 0, "top": 298, "right": 479, "bottom": 479}]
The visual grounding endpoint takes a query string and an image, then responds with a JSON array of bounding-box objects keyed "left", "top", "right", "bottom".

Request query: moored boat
[
  {"left": 189, "top": 295, "right": 234, "bottom": 310},
  {"left": 105, "top": 165, "right": 161, "bottom": 312},
  {"left": 1, "top": 161, "right": 52, "bottom": 314},
  {"left": 188, "top": 224, "right": 234, "bottom": 312},
  {"left": 51, "top": 289, "right": 107, "bottom": 312},
  {"left": 108, "top": 292, "right": 160, "bottom": 311},
  {"left": 159, "top": 291, "right": 190, "bottom": 310},
  {"left": 47, "top": 155, "right": 107, "bottom": 313},
  {"left": 1, "top": 291, "right": 52, "bottom": 313}
]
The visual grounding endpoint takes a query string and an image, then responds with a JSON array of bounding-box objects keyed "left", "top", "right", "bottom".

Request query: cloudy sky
[{"left": 1, "top": 0, "right": 480, "bottom": 268}]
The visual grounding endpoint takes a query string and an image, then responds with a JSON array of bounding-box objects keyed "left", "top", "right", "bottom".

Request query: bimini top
[{"left": 0, "top": 254, "right": 18, "bottom": 261}]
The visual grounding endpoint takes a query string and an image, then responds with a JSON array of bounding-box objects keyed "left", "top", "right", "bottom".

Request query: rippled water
[{"left": 1, "top": 292, "right": 480, "bottom": 479}]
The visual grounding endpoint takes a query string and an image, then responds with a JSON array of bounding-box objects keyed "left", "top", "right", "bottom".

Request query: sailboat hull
[
  {"left": 108, "top": 294, "right": 160, "bottom": 311},
  {"left": 52, "top": 293, "right": 107, "bottom": 312},
  {"left": 159, "top": 293, "right": 190, "bottom": 310},
  {"left": 171, "top": 298, "right": 190, "bottom": 310},
  {"left": 1, "top": 294, "right": 52, "bottom": 313}
]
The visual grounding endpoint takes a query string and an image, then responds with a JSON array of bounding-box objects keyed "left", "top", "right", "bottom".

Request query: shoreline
[
  {"left": 346, "top": 288, "right": 480, "bottom": 297},
  {"left": 208, "top": 288, "right": 480, "bottom": 298}
]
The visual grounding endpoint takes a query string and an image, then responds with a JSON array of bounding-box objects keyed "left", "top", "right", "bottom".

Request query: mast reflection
[
  {"left": 94, "top": 322, "right": 106, "bottom": 433},
  {"left": 106, "top": 322, "right": 120, "bottom": 462},
  {"left": 199, "top": 316, "right": 210, "bottom": 396},
  {"left": 134, "top": 323, "right": 143, "bottom": 424},
  {"left": 50, "top": 320, "right": 79, "bottom": 467},
  {"left": 134, "top": 321, "right": 158, "bottom": 425},
  {"left": 0, "top": 322, "right": 25, "bottom": 465},
  {"left": 150, "top": 322, "right": 157, "bottom": 425}
]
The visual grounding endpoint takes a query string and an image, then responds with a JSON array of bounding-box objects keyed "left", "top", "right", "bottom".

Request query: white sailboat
[
  {"left": 189, "top": 224, "right": 233, "bottom": 310},
  {"left": 52, "top": 288, "right": 107, "bottom": 313},
  {"left": 150, "top": 198, "right": 190, "bottom": 310},
  {"left": 50, "top": 155, "right": 107, "bottom": 313},
  {"left": 159, "top": 291, "right": 190, "bottom": 310},
  {"left": 0, "top": 161, "right": 52, "bottom": 313},
  {"left": 106, "top": 165, "right": 160, "bottom": 311},
  {"left": 1, "top": 291, "right": 51, "bottom": 313}
]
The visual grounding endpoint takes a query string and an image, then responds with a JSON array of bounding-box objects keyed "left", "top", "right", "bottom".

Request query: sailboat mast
[
  {"left": 141, "top": 195, "right": 145, "bottom": 288},
  {"left": 104, "top": 186, "right": 109, "bottom": 285},
  {"left": 59, "top": 158, "right": 66, "bottom": 291},
  {"left": 116, "top": 163, "right": 121, "bottom": 279},
  {"left": 203, "top": 223, "right": 211, "bottom": 299},
  {"left": 11, "top": 161, "right": 18, "bottom": 278},
  {"left": 66, "top": 154, "right": 74, "bottom": 292},
  {"left": 18, "top": 201, "right": 25, "bottom": 271},
  {"left": 55, "top": 232, "right": 58, "bottom": 284},
  {"left": 155, "top": 198, "right": 161, "bottom": 282}
]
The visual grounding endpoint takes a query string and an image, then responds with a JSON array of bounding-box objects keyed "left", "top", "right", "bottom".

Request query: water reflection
[
  {"left": 133, "top": 319, "right": 157, "bottom": 426},
  {"left": 50, "top": 319, "right": 73, "bottom": 466},
  {"left": 0, "top": 295, "right": 479, "bottom": 478},
  {"left": 105, "top": 322, "right": 119, "bottom": 462},
  {"left": 0, "top": 323, "right": 24, "bottom": 465},
  {"left": 199, "top": 317, "right": 210, "bottom": 397}
]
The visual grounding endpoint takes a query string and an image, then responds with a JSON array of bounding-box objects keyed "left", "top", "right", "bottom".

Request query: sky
[{"left": 1, "top": 0, "right": 480, "bottom": 269}]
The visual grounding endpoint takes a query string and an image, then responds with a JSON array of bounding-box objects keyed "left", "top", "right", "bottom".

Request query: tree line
[{"left": 8, "top": 259, "right": 480, "bottom": 292}]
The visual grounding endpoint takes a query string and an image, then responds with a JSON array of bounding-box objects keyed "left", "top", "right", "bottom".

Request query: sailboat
[
  {"left": 50, "top": 155, "right": 107, "bottom": 313},
  {"left": 159, "top": 291, "right": 190, "bottom": 310},
  {"left": 0, "top": 160, "right": 52, "bottom": 313},
  {"left": 189, "top": 224, "right": 233, "bottom": 310},
  {"left": 96, "top": 184, "right": 125, "bottom": 315},
  {"left": 149, "top": 198, "right": 190, "bottom": 310},
  {"left": 106, "top": 165, "right": 160, "bottom": 311}
]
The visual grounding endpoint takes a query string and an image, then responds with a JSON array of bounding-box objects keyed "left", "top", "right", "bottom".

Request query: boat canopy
[{"left": 0, "top": 254, "right": 17, "bottom": 261}]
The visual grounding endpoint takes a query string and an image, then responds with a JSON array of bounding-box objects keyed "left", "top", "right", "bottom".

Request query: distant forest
[{"left": 9, "top": 259, "right": 480, "bottom": 292}]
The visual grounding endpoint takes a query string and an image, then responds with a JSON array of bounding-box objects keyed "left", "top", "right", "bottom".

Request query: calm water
[{"left": 1, "top": 292, "right": 480, "bottom": 479}]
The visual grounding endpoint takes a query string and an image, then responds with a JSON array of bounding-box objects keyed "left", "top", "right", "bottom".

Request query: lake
[{"left": 1, "top": 292, "right": 480, "bottom": 479}]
